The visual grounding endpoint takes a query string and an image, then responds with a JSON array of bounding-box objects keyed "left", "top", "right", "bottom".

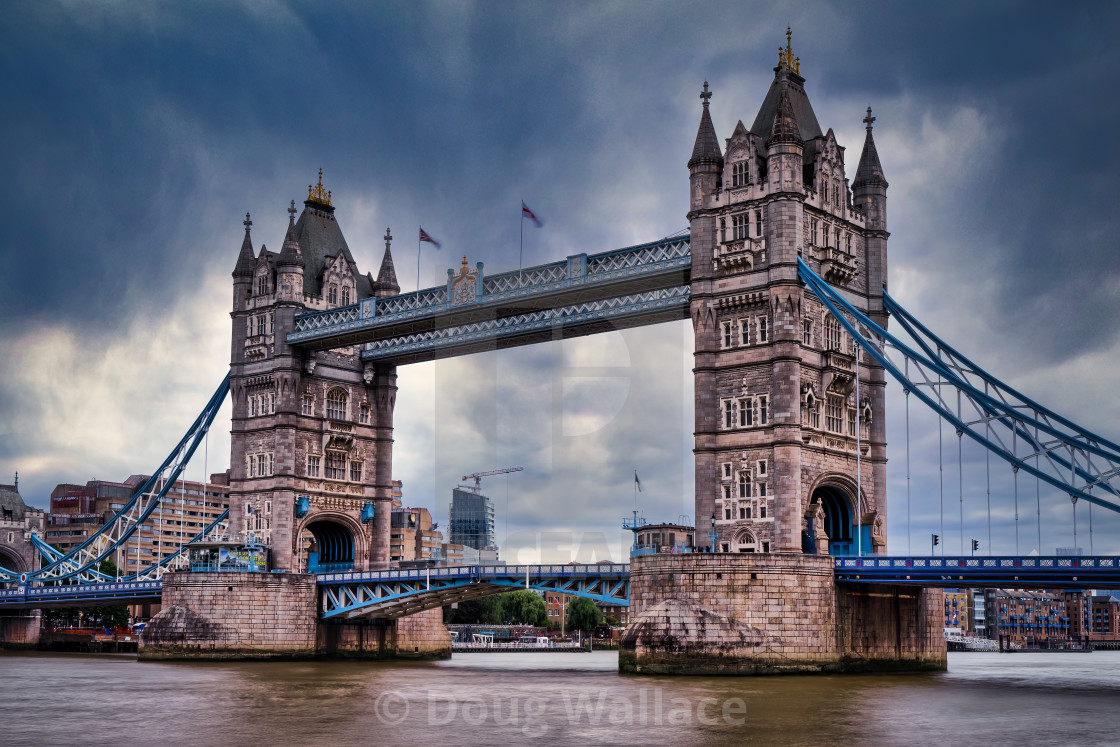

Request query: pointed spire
[
  {"left": 233, "top": 212, "right": 257, "bottom": 277},
  {"left": 767, "top": 83, "right": 803, "bottom": 147},
  {"left": 375, "top": 226, "right": 400, "bottom": 296},
  {"left": 854, "top": 106, "right": 888, "bottom": 188},
  {"left": 688, "top": 81, "right": 723, "bottom": 169},
  {"left": 278, "top": 200, "right": 304, "bottom": 268}
]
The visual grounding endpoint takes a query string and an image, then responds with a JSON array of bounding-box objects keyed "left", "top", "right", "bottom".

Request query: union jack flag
[{"left": 419, "top": 227, "right": 441, "bottom": 248}]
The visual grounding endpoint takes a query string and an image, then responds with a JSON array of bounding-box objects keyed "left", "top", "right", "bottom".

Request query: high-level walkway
[{"left": 287, "top": 236, "right": 690, "bottom": 363}]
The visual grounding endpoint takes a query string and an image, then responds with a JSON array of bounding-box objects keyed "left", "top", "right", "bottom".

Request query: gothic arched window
[
  {"left": 342, "top": 287, "right": 350, "bottom": 305},
  {"left": 326, "top": 388, "right": 348, "bottom": 420},
  {"left": 328, "top": 285, "right": 338, "bottom": 305}
]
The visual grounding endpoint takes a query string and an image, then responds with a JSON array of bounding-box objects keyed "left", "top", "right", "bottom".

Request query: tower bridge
[{"left": 4, "top": 31, "right": 1120, "bottom": 672}]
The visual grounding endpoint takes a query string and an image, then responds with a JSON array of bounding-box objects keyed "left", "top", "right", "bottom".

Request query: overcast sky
[{"left": 3, "top": 1, "right": 1120, "bottom": 561}]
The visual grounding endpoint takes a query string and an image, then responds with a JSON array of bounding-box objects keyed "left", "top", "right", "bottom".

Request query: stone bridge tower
[
  {"left": 688, "top": 32, "right": 889, "bottom": 558},
  {"left": 229, "top": 172, "right": 401, "bottom": 572},
  {"left": 622, "top": 33, "right": 943, "bottom": 675}
]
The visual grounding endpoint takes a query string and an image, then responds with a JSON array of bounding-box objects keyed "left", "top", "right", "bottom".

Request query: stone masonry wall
[
  {"left": 139, "top": 571, "right": 317, "bottom": 660},
  {"left": 622, "top": 553, "right": 837, "bottom": 674},
  {"left": 622, "top": 553, "right": 946, "bottom": 675}
]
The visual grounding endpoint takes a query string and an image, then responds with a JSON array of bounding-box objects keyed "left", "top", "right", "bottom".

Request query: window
[
  {"left": 326, "top": 388, "right": 347, "bottom": 420},
  {"left": 342, "top": 287, "right": 350, "bottom": 305},
  {"left": 722, "top": 399, "right": 735, "bottom": 429},
  {"left": 250, "top": 397, "right": 258, "bottom": 417},
  {"left": 254, "top": 315, "right": 265, "bottom": 337},
  {"left": 757, "top": 317, "right": 769, "bottom": 343},
  {"left": 350, "top": 461, "right": 363, "bottom": 482},
  {"left": 738, "top": 319, "right": 750, "bottom": 346},
  {"left": 732, "top": 161, "right": 748, "bottom": 187},
  {"left": 845, "top": 233, "right": 852, "bottom": 253},
  {"left": 257, "top": 275, "right": 267, "bottom": 296},
  {"left": 826, "top": 395, "right": 844, "bottom": 433},
  {"left": 762, "top": 541, "right": 770, "bottom": 553},
  {"left": 738, "top": 472, "right": 751, "bottom": 499},
  {"left": 731, "top": 213, "right": 748, "bottom": 239},
  {"left": 721, "top": 543, "right": 730, "bottom": 553},
  {"left": 758, "top": 395, "right": 769, "bottom": 425},
  {"left": 722, "top": 484, "right": 732, "bottom": 502},
  {"left": 301, "top": 395, "right": 313, "bottom": 416},
  {"left": 757, "top": 460, "right": 767, "bottom": 476},
  {"left": 307, "top": 454, "right": 320, "bottom": 477},
  {"left": 848, "top": 407, "right": 857, "bottom": 436},
  {"left": 328, "top": 285, "right": 338, "bottom": 305},
  {"left": 721, "top": 321, "right": 734, "bottom": 349},
  {"left": 246, "top": 455, "right": 255, "bottom": 478},
  {"left": 811, "top": 219, "right": 818, "bottom": 246},
  {"left": 738, "top": 397, "right": 753, "bottom": 427},
  {"left": 724, "top": 507, "right": 732, "bottom": 520},
  {"left": 754, "top": 210, "right": 762, "bottom": 237},
  {"left": 825, "top": 316, "right": 841, "bottom": 350},
  {"left": 256, "top": 454, "right": 266, "bottom": 476},
  {"left": 722, "top": 462, "right": 733, "bottom": 480},
  {"left": 325, "top": 451, "right": 346, "bottom": 480},
  {"left": 758, "top": 482, "right": 767, "bottom": 497},
  {"left": 359, "top": 403, "right": 370, "bottom": 424},
  {"left": 802, "top": 319, "right": 813, "bottom": 346}
]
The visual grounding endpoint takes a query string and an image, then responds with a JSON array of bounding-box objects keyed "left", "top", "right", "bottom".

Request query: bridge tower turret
[
  {"left": 623, "top": 31, "right": 941, "bottom": 676},
  {"left": 228, "top": 171, "right": 400, "bottom": 574},
  {"left": 687, "top": 32, "right": 889, "bottom": 558}
]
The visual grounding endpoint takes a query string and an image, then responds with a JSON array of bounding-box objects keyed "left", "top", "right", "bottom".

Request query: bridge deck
[
  {"left": 834, "top": 555, "right": 1120, "bottom": 589},
  {"left": 287, "top": 237, "right": 690, "bottom": 363}
]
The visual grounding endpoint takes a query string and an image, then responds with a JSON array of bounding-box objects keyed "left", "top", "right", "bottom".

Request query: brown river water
[{"left": 2, "top": 649, "right": 1118, "bottom": 746}]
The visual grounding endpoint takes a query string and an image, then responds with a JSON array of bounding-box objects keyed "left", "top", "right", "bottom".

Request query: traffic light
[
  {"left": 932, "top": 534, "right": 940, "bottom": 546},
  {"left": 971, "top": 539, "right": 979, "bottom": 552}
]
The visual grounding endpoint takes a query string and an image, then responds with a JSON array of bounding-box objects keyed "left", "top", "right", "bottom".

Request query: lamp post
[{"left": 709, "top": 514, "right": 717, "bottom": 553}]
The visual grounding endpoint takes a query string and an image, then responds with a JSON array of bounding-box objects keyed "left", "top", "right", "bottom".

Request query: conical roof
[
  {"left": 376, "top": 241, "right": 400, "bottom": 294},
  {"left": 767, "top": 83, "right": 803, "bottom": 147},
  {"left": 233, "top": 213, "right": 256, "bottom": 277},
  {"left": 854, "top": 108, "right": 888, "bottom": 189},
  {"left": 278, "top": 210, "right": 304, "bottom": 269},
  {"left": 688, "top": 82, "right": 723, "bottom": 169}
]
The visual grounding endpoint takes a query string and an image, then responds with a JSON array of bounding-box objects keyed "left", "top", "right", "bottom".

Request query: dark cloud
[{"left": 3, "top": 1, "right": 1120, "bottom": 555}]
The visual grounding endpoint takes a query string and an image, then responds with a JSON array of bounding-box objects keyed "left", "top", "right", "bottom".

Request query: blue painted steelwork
[
  {"left": 798, "top": 259, "right": 1120, "bottom": 516},
  {"left": 286, "top": 236, "right": 691, "bottom": 359},
  {"left": 360, "top": 503, "right": 375, "bottom": 524},
  {"left": 0, "top": 374, "right": 230, "bottom": 584},
  {"left": 0, "top": 580, "right": 163, "bottom": 610},
  {"left": 318, "top": 563, "right": 630, "bottom": 619},
  {"left": 295, "top": 495, "right": 310, "bottom": 518},
  {"left": 834, "top": 555, "right": 1120, "bottom": 589},
  {"left": 122, "top": 509, "right": 230, "bottom": 581}
]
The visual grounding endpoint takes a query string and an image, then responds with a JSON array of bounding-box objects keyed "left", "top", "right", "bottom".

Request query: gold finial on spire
[
  {"left": 778, "top": 26, "right": 800, "bottom": 76},
  {"left": 307, "top": 168, "right": 332, "bottom": 207}
]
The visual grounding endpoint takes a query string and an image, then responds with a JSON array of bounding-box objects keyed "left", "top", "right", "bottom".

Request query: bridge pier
[
  {"left": 0, "top": 609, "right": 41, "bottom": 649},
  {"left": 620, "top": 553, "right": 944, "bottom": 675},
  {"left": 138, "top": 571, "right": 450, "bottom": 660}
]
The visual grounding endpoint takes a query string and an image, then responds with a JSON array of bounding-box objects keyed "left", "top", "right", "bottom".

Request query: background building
[
  {"left": 449, "top": 486, "right": 497, "bottom": 557},
  {"left": 46, "top": 474, "right": 230, "bottom": 575}
]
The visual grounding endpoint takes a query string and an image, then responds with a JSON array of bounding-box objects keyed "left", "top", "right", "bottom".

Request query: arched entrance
[
  {"left": 733, "top": 528, "right": 757, "bottom": 553},
  {"left": 809, "top": 484, "right": 866, "bottom": 557},
  {"left": 300, "top": 519, "right": 357, "bottom": 574},
  {"left": 0, "top": 546, "right": 24, "bottom": 574}
]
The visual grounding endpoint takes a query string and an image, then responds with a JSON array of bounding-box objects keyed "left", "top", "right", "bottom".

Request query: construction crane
[{"left": 460, "top": 466, "right": 523, "bottom": 493}]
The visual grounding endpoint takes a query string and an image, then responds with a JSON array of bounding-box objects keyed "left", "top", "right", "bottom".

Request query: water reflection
[{"left": 1, "top": 650, "right": 1118, "bottom": 746}]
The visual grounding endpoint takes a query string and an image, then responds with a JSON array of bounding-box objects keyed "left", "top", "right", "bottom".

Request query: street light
[{"left": 709, "top": 514, "right": 717, "bottom": 553}]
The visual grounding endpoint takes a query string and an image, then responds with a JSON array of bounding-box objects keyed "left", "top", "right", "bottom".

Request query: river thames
[{"left": 2, "top": 650, "right": 1118, "bottom": 745}]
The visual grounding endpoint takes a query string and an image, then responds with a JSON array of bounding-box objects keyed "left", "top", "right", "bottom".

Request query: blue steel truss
[
  {"left": 0, "top": 580, "right": 163, "bottom": 609},
  {"left": 834, "top": 555, "right": 1120, "bottom": 589},
  {"left": 287, "top": 236, "right": 691, "bottom": 360},
  {"left": 317, "top": 563, "right": 630, "bottom": 620},
  {"left": 0, "top": 374, "right": 230, "bottom": 584},
  {"left": 798, "top": 258, "right": 1120, "bottom": 516}
]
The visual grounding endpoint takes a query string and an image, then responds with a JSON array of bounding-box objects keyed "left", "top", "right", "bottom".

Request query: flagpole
[{"left": 417, "top": 226, "right": 422, "bottom": 293}]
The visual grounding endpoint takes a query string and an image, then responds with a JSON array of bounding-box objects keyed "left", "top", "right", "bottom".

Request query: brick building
[{"left": 46, "top": 475, "right": 230, "bottom": 575}]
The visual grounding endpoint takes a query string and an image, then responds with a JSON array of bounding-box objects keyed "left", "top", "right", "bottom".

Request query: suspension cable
[
  {"left": 985, "top": 382, "right": 992, "bottom": 553},
  {"left": 905, "top": 378, "right": 912, "bottom": 556},
  {"left": 938, "top": 370, "right": 945, "bottom": 556},
  {"left": 1013, "top": 426, "right": 1020, "bottom": 554},
  {"left": 958, "top": 388, "right": 964, "bottom": 555}
]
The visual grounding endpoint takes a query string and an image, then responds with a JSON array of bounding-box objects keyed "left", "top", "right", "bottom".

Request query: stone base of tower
[
  {"left": 619, "top": 553, "right": 945, "bottom": 675},
  {"left": 318, "top": 608, "right": 452, "bottom": 660},
  {"left": 139, "top": 571, "right": 319, "bottom": 660},
  {"left": 0, "top": 610, "right": 41, "bottom": 649},
  {"left": 138, "top": 571, "right": 451, "bottom": 661}
]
